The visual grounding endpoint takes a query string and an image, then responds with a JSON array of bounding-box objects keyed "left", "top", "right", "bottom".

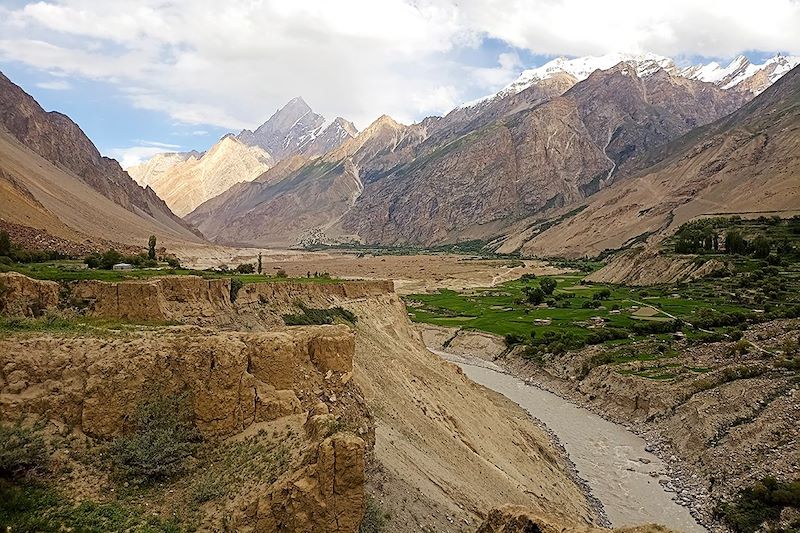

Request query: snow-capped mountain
[
  {"left": 681, "top": 53, "right": 800, "bottom": 94},
  {"left": 463, "top": 52, "right": 677, "bottom": 107},
  {"left": 463, "top": 52, "right": 799, "bottom": 108}
]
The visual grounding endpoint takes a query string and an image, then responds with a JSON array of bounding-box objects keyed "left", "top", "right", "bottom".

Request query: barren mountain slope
[
  {"left": 187, "top": 115, "right": 427, "bottom": 247},
  {"left": 0, "top": 128, "right": 204, "bottom": 248},
  {"left": 0, "top": 72, "right": 199, "bottom": 241},
  {"left": 128, "top": 135, "right": 274, "bottom": 216},
  {"left": 341, "top": 64, "right": 746, "bottom": 245},
  {"left": 521, "top": 64, "right": 800, "bottom": 258},
  {"left": 126, "top": 150, "right": 201, "bottom": 188}
]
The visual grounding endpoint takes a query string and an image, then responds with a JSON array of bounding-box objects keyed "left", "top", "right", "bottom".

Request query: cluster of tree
[
  {"left": 522, "top": 278, "right": 557, "bottom": 305},
  {"left": 0, "top": 230, "right": 69, "bottom": 264},
  {"left": 84, "top": 249, "right": 156, "bottom": 270},
  {"left": 630, "top": 319, "right": 683, "bottom": 335}
]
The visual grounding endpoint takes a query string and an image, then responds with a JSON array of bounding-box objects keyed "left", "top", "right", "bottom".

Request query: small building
[{"left": 112, "top": 263, "right": 133, "bottom": 271}]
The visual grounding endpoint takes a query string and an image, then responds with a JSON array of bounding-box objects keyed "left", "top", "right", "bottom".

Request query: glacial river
[{"left": 430, "top": 349, "right": 707, "bottom": 533}]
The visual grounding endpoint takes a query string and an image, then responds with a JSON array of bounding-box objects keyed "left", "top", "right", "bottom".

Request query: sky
[{"left": 1, "top": 0, "right": 799, "bottom": 168}]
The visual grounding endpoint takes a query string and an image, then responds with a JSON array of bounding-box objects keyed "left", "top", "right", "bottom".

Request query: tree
[
  {"left": 752, "top": 235, "right": 771, "bottom": 259},
  {"left": 257, "top": 252, "right": 263, "bottom": 275},
  {"left": 236, "top": 263, "right": 255, "bottom": 274},
  {"left": 540, "top": 277, "right": 557, "bottom": 295},
  {"left": 725, "top": 230, "right": 746, "bottom": 255},
  {"left": 0, "top": 230, "right": 10, "bottom": 257},
  {"left": 148, "top": 235, "right": 157, "bottom": 260},
  {"left": 523, "top": 286, "right": 545, "bottom": 305}
]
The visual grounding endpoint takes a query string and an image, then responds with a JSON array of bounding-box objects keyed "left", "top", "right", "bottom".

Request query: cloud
[
  {"left": 1, "top": 0, "right": 798, "bottom": 132},
  {"left": 35, "top": 79, "right": 72, "bottom": 90},
  {"left": 108, "top": 143, "right": 181, "bottom": 169}
]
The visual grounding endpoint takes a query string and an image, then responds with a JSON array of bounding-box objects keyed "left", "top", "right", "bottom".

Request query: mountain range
[
  {"left": 2, "top": 50, "right": 798, "bottom": 257},
  {"left": 128, "top": 97, "right": 357, "bottom": 216},
  {"left": 185, "top": 52, "right": 788, "bottom": 249}
]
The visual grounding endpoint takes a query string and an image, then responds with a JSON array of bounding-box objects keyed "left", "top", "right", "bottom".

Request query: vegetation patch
[
  {"left": 283, "top": 304, "right": 357, "bottom": 326},
  {"left": 716, "top": 477, "right": 800, "bottom": 533},
  {"left": 109, "top": 388, "right": 200, "bottom": 484}
]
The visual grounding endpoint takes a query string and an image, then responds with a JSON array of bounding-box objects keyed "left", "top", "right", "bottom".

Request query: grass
[
  {"left": 282, "top": 304, "right": 357, "bottom": 325},
  {"left": 0, "top": 260, "right": 344, "bottom": 285},
  {"left": 0, "top": 315, "right": 176, "bottom": 336},
  {"left": 406, "top": 274, "right": 753, "bottom": 342},
  {"left": 0, "top": 480, "right": 182, "bottom": 533},
  {"left": 186, "top": 429, "right": 292, "bottom": 507}
]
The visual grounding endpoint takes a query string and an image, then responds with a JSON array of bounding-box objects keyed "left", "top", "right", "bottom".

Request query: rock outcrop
[
  {"left": 0, "top": 325, "right": 358, "bottom": 439},
  {"left": 477, "top": 504, "right": 672, "bottom": 533},
  {"left": 0, "top": 271, "right": 59, "bottom": 315}
]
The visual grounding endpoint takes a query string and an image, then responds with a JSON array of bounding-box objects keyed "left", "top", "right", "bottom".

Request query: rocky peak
[{"left": 236, "top": 96, "right": 359, "bottom": 161}]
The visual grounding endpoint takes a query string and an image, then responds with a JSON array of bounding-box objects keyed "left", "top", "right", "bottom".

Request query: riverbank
[
  {"left": 421, "top": 320, "right": 800, "bottom": 532},
  {"left": 430, "top": 347, "right": 707, "bottom": 532}
]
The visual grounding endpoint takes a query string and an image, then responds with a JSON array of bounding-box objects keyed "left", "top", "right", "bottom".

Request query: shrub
[
  {"left": 523, "top": 287, "right": 545, "bottom": 305},
  {"left": 276, "top": 269, "right": 288, "bottom": 278},
  {"left": 236, "top": 263, "right": 255, "bottom": 274},
  {"left": 630, "top": 319, "right": 682, "bottom": 335},
  {"left": 360, "top": 495, "right": 390, "bottom": 533},
  {"left": 716, "top": 477, "right": 800, "bottom": 533},
  {"left": 518, "top": 273, "right": 537, "bottom": 282},
  {"left": 147, "top": 235, "right": 157, "bottom": 261},
  {"left": 592, "top": 288, "right": 612, "bottom": 300},
  {"left": 282, "top": 304, "right": 357, "bottom": 325},
  {"left": 0, "top": 422, "right": 48, "bottom": 478},
  {"left": 0, "top": 231, "right": 10, "bottom": 257},
  {"left": 582, "top": 300, "right": 601, "bottom": 309},
  {"left": 504, "top": 333, "right": 524, "bottom": 346},
  {"left": 165, "top": 256, "right": 181, "bottom": 269},
  {"left": 109, "top": 389, "right": 200, "bottom": 483},
  {"left": 230, "top": 278, "right": 244, "bottom": 302},
  {"left": 586, "top": 328, "right": 629, "bottom": 345}
]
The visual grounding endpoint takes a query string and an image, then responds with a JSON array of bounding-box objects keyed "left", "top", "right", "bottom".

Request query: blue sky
[{"left": 1, "top": 0, "right": 798, "bottom": 167}]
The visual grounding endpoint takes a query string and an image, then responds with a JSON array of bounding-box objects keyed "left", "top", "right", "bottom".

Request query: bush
[
  {"left": 582, "top": 300, "right": 601, "bottom": 309},
  {"left": 165, "top": 256, "right": 181, "bottom": 269},
  {"left": 523, "top": 287, "right": 545, "bottom": 305},
  {"left": 360, "top": 495, "right": 390, "bottom": 533},
  {"left": 504, "top": 333, "right": 524, "bottom": 346},
  {"left": 235, "top": 263, "right": 255, "bottom": 274},
  {"left": 276, "top": 269, "right": 288, "bottom": 278},
  {"left": 282, "top": 304, "right": 357, "bottom": 325},
  {"left": 592, "top": 288, "right": 612, "bottom": 300},
  {"left": 109, "top": 389, "right": 200, "bottom": 483},
  {"left": 0, "top": 422, "right": 48, "bottom": 478},
  {"left": 586, "top": 328, "right": 629, "bottom": 345},
  {"left": 230, "top": 278, "right": 244, "bottom": 302},
  {"left": 630, "top": 319, "right": 682, "bottom": 335},
  {"left": 717, "top": 477, "right": 800, "bottom": 533}
]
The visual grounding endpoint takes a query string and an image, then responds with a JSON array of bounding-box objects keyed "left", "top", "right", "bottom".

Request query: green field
[
  {"left": 0, "top": 260, "right": 341, "bottom": 285},
  {"left": 407, "top": 274, "right": 750, "bottom": 339}
]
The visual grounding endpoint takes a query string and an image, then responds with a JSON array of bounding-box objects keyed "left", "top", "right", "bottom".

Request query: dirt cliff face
[
  {"left": 0, "top": 272, "right": 605, "bottom": 532},
  {"left": 584, "top": 248, "right": 727, "bottom": 286}
]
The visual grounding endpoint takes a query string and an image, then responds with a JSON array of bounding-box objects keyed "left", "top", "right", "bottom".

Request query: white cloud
[
  {"left": 1, "top": 0, "right": 798, "bottom": 132},
  {"left": 35, "top": 79, "right": 71, "bottom": 90},
  {"left": 108, "top": 144, "right": 180, "bottom": 169}
]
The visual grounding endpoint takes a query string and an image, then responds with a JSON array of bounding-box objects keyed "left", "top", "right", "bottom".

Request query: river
[{"left": 430, "top": 349, "right": 707, "bottom": 532}]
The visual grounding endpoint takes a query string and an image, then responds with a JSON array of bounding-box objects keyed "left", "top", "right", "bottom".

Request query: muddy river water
[{"left": 431, "top": 349, "right": 707, "bottom": 532}]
